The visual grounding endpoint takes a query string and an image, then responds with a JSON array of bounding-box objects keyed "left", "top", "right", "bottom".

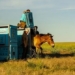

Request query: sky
[{"left": 0, "top": 0, "right": 75, "bottom": 42}]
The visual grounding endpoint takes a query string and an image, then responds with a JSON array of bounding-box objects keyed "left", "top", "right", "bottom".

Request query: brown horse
[{"left": 33, "top": 33, "right": 55, "bottom": 54}]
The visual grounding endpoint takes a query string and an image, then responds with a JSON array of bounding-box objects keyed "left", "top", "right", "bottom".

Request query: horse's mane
[
  {"left": 39, "top": 33, "right": 53, "bottom": 37},
  {"left": 47, "top": 33, "right": 53, "bottom": 37},
  {"left": 39, "top": 34, "right": 45, "bottom": 36}
]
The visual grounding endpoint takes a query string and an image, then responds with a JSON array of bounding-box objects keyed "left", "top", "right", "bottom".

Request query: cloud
[
  {"left": 0, "top": 0, "right": 54, "bottom": 10},
  {"left": 0, "top": 0, "right": 35, "bottom": 10},
  {"left": 0, "top": 0, "right": 75, "bottom": 11},
  {"left": 60, "top": 6, "right": 75, "bottom": 10},
  {"left": 56, "top": 0, "right": 75, "bottom": 10}
]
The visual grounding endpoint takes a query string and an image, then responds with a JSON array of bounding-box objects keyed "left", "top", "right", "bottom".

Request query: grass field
[{"left": 0, "top": 42, "right": 75, "bottom": 75}]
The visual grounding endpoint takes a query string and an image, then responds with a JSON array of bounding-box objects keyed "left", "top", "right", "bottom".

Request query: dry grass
[{"left": 0, "top": 42, "right": 75, "bottom": 75}]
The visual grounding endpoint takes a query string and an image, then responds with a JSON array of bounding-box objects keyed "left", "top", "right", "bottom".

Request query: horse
[{"left": 33, "top": 33, "right": 55, "bottom": 54}]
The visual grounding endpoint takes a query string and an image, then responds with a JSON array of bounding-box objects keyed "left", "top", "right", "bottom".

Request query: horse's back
[{"left": 33, "top": 34, "right": 45, "bottom": 41}]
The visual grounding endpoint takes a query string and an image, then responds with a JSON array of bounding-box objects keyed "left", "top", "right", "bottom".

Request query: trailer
[
  {"left": 0, "top": 25, "right": 18, "bottom": 60},
  {"left": 0, "top": 10, "right": 35, "bottom": 60}
]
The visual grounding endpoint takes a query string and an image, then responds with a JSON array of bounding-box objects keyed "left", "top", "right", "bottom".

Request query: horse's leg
[
  {"left": 35, "top": 47, "right": 38, "bottom": 54},
  {"left": 31, "top": 46, "right": 36, "bottom": 57},
  {"left": 35, "top": 45, "right": 43, "bottom": 56},
  {"left": 35, "top": 46, "right": 43, "bottom": 57},
  {"left": 40, "top": 47, "right": 43, "bottom": 54}
]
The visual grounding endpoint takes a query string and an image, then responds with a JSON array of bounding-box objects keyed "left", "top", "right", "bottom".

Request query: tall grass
[
  {"left": 42, "top": 42, "right": 75, "bottom": 54},
  {"left": 0, "top": 42, "right": 75, "bottom": 75}
]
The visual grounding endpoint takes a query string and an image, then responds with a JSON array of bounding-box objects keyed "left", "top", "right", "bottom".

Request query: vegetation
[{"left": 0, "top": 42, "right": 75, "bottom": 75}]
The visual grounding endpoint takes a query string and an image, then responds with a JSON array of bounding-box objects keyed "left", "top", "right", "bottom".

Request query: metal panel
[
  {"left": 26, "top": 12, "right": 34, "bottom": 28},
  {"left": 9, "top": 25, "right": 17, "bottom": 43},
  {"left": 10, "top": 43, "right": 18, "bottom": 60},
  {"left": 0, "top": 25, "right": 18, "bottom": 60},
  {"left": 17, "top": 29, "right": 24, "bottom": 47},
  {"left": 0, "top": 46, "right": 9, "bottom": 60},
  {"left": 0, "top": 27, "right": 9, "bottom": 46},
  {"left": 0, "top": 34, "right": 9, "bottom": 46},
  {"left": 18, "top": 47, "right": 23, "bottom": 59},
  {"left": 0, "top": 27, "right": 8, "bottom": 34},
  {"left": 17, "top": 29, "right": 24, "bottom": 58}
]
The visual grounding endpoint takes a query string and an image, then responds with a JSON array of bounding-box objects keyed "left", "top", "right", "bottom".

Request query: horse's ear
[
  {"left": 47, "top": 33, "right": 50, "bottom": 35},
  {"left": 51, "top": 34, "right": 53, "bottom": 37},
  {"left": 52, "top": 35, "right": 53, "bottom": 37},
  {"left": 47, "top": 33, "right": 53, "bottom": 37},
  {"left": 47, "top": 33, "right": 51, "bottom": 35}
]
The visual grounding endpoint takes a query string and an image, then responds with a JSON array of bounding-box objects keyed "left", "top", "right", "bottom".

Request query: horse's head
[{"left": 46, "top": 33, "right": 55, "bottom": 48}]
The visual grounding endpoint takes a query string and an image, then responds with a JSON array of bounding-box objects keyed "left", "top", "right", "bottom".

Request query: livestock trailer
[{"left": 0, "top": 25, "right": 18, "bottom": 60}]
